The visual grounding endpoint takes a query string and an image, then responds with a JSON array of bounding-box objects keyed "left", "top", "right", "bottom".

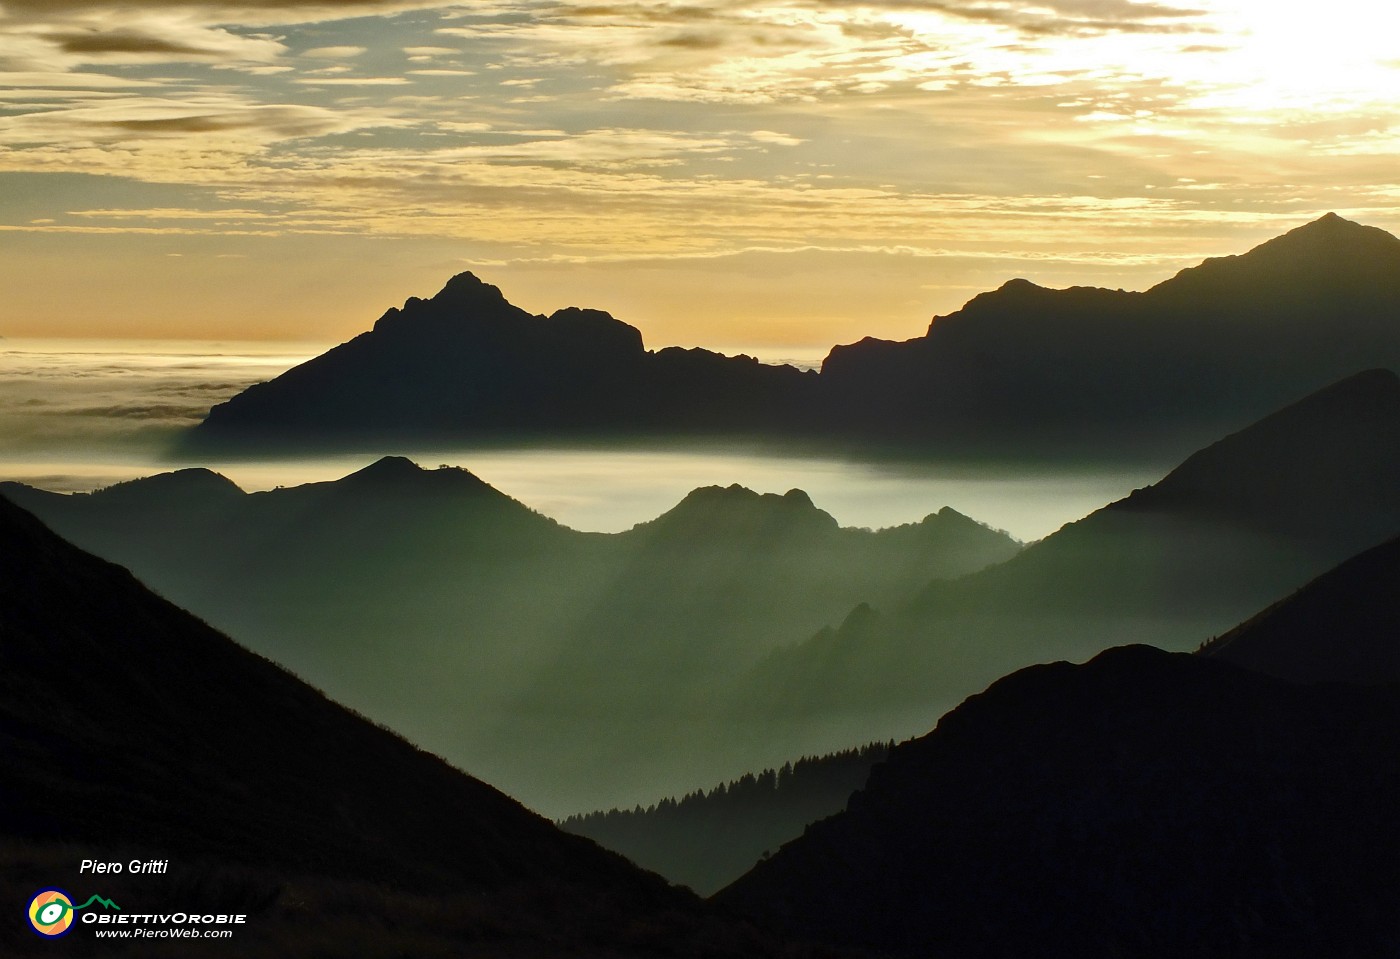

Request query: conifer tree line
[{"left": 561, "top": 743, "right": 891, "bottom": 895}]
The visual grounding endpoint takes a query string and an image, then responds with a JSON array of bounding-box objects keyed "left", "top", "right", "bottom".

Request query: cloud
[
  {"left": 48, "top": 30, "right": 220, "bottom": 57},
  {"left": 301, "top": 46, "right": 369, "bottom": 58},
  {"left": 0, "top": 0, "right": 451, "bottom": 22},
  {"left": 0, "top": 97, "right": 365, "bottom": 145},
  {"left": 67, "top": 208, "right": 272, "bottom": 219},
  {"left": 291, "top": 76, "right": 413, "bottom": 85}
]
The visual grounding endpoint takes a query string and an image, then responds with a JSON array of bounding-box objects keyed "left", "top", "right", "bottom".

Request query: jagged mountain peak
[
  {"left": 636, "top": 483, "right": 838, "bottom": 538},
  {"left": 370, "top": 270, "right": 530, "bottom": 334}
]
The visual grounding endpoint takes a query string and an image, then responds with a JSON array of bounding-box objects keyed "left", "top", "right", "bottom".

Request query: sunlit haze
[{"left": 0, "top": 339, "right": 1158, "bottom": 541}]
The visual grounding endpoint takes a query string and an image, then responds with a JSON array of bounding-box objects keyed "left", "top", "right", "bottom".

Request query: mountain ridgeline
[
  {"left": 192, "top": 214, "right": 1400, "bottom": 458},
  {"left": 195, "top": 271, "right": 819, "bottom": 445},
  {"left": 9, "top": 369, "right": 1400, "bottom": 817},
  {"left": 0, "top": 494, "right": 804, "bottom": 959},
  {"left": 1199, "top": 532, "right": 1400, "bottom": 685},
  {"left": 718, "top": 646, "right": 1400, "bottom": 958},
  {"left": 0, "top": 465, "right": 1017, "bottom": 815},
  {"left": 743, "top": 368, "right": 1400, "bottom": 734},
  {"left": 719, "top": 492, "right": 1400, "bottom": 957},
  {"left": 561, "top": 742, "right": 891, "bottom": 896}
]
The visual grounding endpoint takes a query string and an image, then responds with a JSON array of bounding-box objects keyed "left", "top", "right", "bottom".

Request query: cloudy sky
[{"left": 2, "top": 0, "right": 1398, "bottom": 351}]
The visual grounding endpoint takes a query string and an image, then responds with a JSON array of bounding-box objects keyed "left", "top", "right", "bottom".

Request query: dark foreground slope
[
  {"left": 0, "top": 495, "right": 795, "bottom": 958},
  {"left": 719, "top": 645, "right": 1400, "bottom": 959},
  {"left": 1200, "top": 533, "right": 1400, "bottom": 684},
  {"left": 747, "top": 369, "right": 1400, "bottom": 728},
  {"left": 192, "top": 214, "right": 1400, "bottom": 457}
]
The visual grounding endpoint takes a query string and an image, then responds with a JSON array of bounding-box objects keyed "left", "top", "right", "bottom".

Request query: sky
[{"left": 3, "top": 0, "right": 1400, "bottom": 353}]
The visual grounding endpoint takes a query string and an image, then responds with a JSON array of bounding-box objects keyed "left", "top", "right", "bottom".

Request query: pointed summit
[
  {"left": 373, "top": 270, "right": 531, "bottom": 334},
  {"left": 431, "top": 270, "right": 513, "bottom": 308},
  {"left": 344, "top": 455, "right": 425, "bottom": 482},
  {"left": 1151, "top": 213, "right": 1400, "bottom": 301}
]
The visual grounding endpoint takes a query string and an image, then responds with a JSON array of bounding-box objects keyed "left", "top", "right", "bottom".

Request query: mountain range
[
  {"left": 741, "top": 368, "right": 1400, "bottom": 741},
  {"left": 11, "top": 368, "right": 1400, "bottom": 818},
  {"left": 717, "top": 524, "right": 1400, "bottom": 956},
  {"left": 191, "top": 214, "right": 1400, "bottom": 459},
  {"left": 1, "top": 463, "right": 1016, "bottom": 815},
  {"left": 0, "top": 493, "right": 807, "bottom": 958},
  {"left": 8, "top": 402, "right": 1397, "bottom": 956}
]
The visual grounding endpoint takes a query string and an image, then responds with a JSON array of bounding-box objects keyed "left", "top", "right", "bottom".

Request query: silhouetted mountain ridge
[
  {"left": 720, "top": 644, "right": 1400, "bottom": 958},
  {"left": 190, "top": 215, "right": 1400, "bottom": 456},
  {"left": 196, "top": 270, "right": 817, "bottom": 444},
  {"left": 1199, "top": 533, "right": 1400, "bottom": 685}
]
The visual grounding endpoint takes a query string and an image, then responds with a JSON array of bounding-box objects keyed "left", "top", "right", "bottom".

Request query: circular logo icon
[{"left": 28, "top": 889, "right": 75, "bottom": 938}]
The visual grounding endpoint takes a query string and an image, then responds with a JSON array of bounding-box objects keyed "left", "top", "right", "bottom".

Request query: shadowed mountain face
[
  {"left": 191, "top": 215, "right": 1400, "bottom": 458},
  {"left": 1, "top": 464, "right": 1017, "bottom": 815},
  {"left": 718, "top": 645, "right": 1400, "bottom": 959},
  {"left": 745, "top": 369, "right": 1400, "bottom": 734},
  {"left": 1200, "top": 533, "right": 1400, "bottom": 685},
  {"left": 0, "top": 494, "right": 743, "bottom": 957}
]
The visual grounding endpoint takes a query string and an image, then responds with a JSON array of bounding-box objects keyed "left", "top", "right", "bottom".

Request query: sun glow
[{"left": 1184, "top": 0, "right": 1400, "bottom": 114}]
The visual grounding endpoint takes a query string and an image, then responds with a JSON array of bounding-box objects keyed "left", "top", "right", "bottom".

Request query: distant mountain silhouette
[
  {"left": 0, "top": 494, "right": 805, "bottom": 957},
  {"left": 746, "top": 369, "right": 1400, "bottom": 735},
  {"left": 562, "top": 742, "right": 891, "bottom": 896},
  {"left": 192, "top": 271, "right": 818, "bottom": 446},
  {"left": 1199, "top": 533, "right": 1400, "bottom": 684},
  {"left": 2, "top": 462, "right": 1016, "bottom": 815},
  {"left": 191, "top": 215, "right": 1400, "bottom": 457},
  {"left": 719, "top": 645, "right": 1400, "bottom": 958},
  {"left": 823, "top": 213, "right": 1400, "bottom": 453}
]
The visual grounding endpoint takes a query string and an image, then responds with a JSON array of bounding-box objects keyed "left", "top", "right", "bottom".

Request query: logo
[{"left": 27, "top": 889, "right": 120, "bottom": 938}]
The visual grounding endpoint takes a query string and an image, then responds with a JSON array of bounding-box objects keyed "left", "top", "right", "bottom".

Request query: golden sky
[{"left": 2, "top": 0, "right": 1398, "bottom": 350}]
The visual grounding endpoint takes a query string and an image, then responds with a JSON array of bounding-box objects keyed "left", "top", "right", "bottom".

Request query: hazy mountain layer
[
  {"left": 1, "top": 464, "right": 1016, "bottom": 814},
  {"left": 719, "top": 645, "right": 1400, "bottom": 958},
  {"left": 743, "top": 369, "right": 1400, "bottom": 739},
  {"left": 0, "top": 493, "right": 791, "bottom": 958},
  {"left": 562, "top": 742, "right": 890, "bottom": 896},
  {"left": 193, "top": 214, "right": 1400, "bottom": 459}
]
